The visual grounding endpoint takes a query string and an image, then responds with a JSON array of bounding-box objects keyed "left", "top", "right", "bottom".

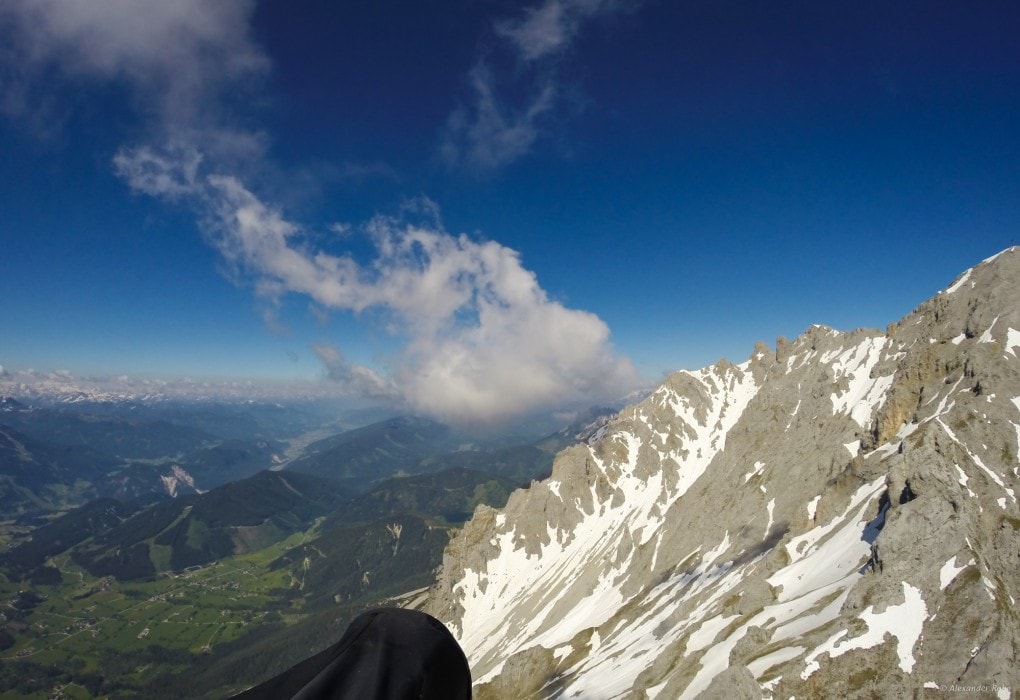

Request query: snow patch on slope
[
  {"left": 453, "top": 362, "right": 760, "bottom": 683},
  {"left": 827, "top": 337, "right": 895, "bottom": 427},
  {"left": 1006, "top": 327, "right": 1020, "bottom": 358},
  {"left": 161, "top": 464, "right": 200, "bottom": 497},
  {"left": 940, "top": 555, "right": 973, "bottom": 590},
  {"left": 936, "top": 418, "right": 1016, "bottom": 502},
  {"left": 801, "top": 582, "right": 926, "bottom": 677}
]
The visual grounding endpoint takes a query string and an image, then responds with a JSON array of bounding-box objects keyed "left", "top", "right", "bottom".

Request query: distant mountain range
[
  {"left": 0, "top": 398, "right": 344, "bottom": 518},
  {"left": 287, "top": 413, "right": 573, "bottom": 491},
  {"left": 0, "top": 406, "right": 606, "bottom": 584},
  {"left": 0, "top": 391, "right": 619, "bottom": 519}
]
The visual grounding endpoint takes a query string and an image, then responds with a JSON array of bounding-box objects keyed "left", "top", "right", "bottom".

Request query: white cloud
[
  {"left": 1, "top": 0, "right": 267, "bottom": 153},
  {"left": 4, "top": 0, "right": 264, "bottom": 77},
  {"left": 205, "top": 178, "right": 640, "bottom": 424}
]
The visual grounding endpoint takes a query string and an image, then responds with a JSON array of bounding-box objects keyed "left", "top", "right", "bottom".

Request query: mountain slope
[
  {"left": 286, "top": 413, "right": 577, "bottom": 489},
  {"left": 270, "top": 467, "right": 520, "bottom": 609},
  {"left": 287, "top": 416, "right": 457, "bottom": 485},
  {"left": 0, "top": 402, "right": 290, "bottom": 513},
  {"left": 0, "top": 406, "right": 216, "bottom": 459},
  {"left": 426, "top": 247, "right": 1020, "bottom": 698},
  {"left": 0, "top": 498, "right": 142, "bottom": 577},
  {"left": 71, "top": 470, "right": 349, "bottom": 580},
  {"left": 0, "top": 424, "right": 116, "bottom": 517}
]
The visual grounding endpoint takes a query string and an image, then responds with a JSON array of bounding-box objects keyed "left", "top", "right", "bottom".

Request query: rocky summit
[{"left": 426, "top": 248, "right": 1020, "bottom": 699}]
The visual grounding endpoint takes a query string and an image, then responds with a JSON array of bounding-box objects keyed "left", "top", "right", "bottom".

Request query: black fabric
[{"left": 231, "top": 608, "right": 471, "bottom": 700}]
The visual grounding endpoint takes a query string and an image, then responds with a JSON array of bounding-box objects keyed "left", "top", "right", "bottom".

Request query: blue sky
[{"left": 2, "top": 0, "right": 1018, "bottom": 423}]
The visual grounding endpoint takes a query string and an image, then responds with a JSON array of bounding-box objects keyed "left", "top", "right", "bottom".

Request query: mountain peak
[
  {"left": 0, "top": 396, "right": 27, "bottom": 411},
  {"left": 426, "top": 249, "right": 1020, "bottom": 698}
]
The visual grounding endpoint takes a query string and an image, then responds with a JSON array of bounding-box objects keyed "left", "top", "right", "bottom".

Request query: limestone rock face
[{"left": 426, "top": 248, "right": 1020, "bottom": 699}]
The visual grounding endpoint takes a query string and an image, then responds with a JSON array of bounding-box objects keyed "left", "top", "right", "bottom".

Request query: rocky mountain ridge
[{"left": 426, "top": 248, "right": 1020, "bottom": 699}]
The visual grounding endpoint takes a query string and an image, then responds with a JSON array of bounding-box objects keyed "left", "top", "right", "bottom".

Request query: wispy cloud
[
  {"left": 113, "top": 143, "right": 204, "bottom": 200},
  {"left": 310, "top": 344, "right": 397, "bottom": 400},
  {"left": 440, "top": 64, "right": 555, "bottom": 172},
  {"left": 496, "top": 0, "right": 619, "bottom": 63},
  {"left": 441, "top": 0, "right": 634, "bottom": 171}
]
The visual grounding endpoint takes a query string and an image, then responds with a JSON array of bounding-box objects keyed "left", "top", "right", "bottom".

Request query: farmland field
[{"left": 0, "top": 529, "right": 313, "bottom": 698}]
